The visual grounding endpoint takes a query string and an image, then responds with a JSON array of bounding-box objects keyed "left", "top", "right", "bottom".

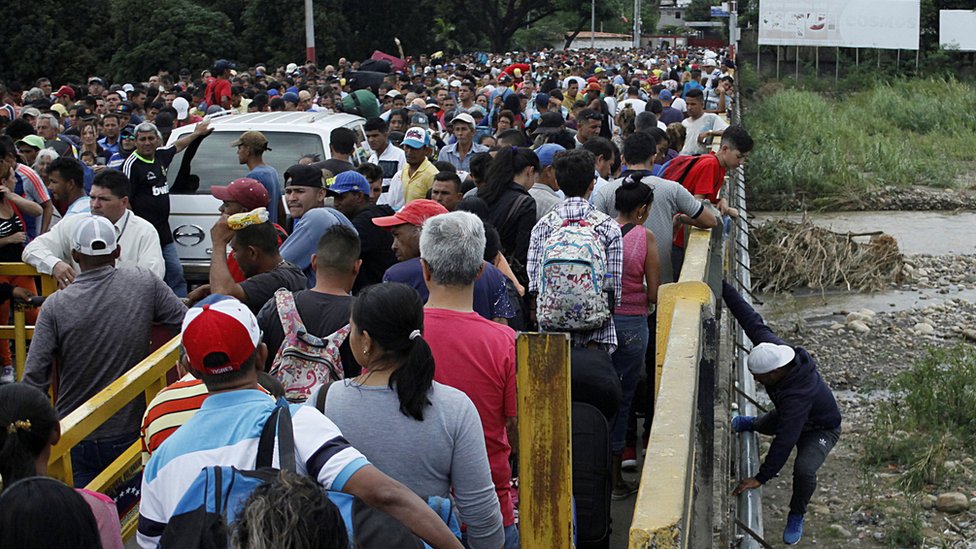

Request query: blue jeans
[
  {"left": 70, "top": 431, "right": 138, "bottom": 488},
  {"left": 610, "top": 314, "right": 649, "bottom": 454},
  {"left": 161, "top": 242, "right": 187, "bottom": 297},
  {"left": 504, "top": 523, "right": 520, "bottom": 549}
]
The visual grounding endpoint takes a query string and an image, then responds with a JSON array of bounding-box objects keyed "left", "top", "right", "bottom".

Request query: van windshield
[{"left": 166, "top": 131, "right": 326, "bottom": 194}]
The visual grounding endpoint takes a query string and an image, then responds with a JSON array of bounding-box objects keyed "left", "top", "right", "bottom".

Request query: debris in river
[{"left": 751, "top": 218, "right": 906, "bottom": 293}]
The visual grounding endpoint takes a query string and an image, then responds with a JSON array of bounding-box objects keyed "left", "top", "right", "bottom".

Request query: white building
[
  {"left": 659, "top": 0, "right": 693, "bottom": 29},
  {"left": 558, "top": 31, "right": 634, "bottom": 50}
]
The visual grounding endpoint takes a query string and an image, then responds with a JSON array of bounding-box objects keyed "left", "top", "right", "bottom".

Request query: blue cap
[
  {"left": 286, "top": 86, "right": 299, "bottom": 95},
  {"left": 282, "top": 92, "right": 299, "bottom": 104},
  {"left": 535, "top": 144, "right": 566, "bottom": 168},
  {"left": 402, "top": 127, "right": 431, "bottom": 149},
  {"left": 534, "top": 93, "right": 550, "bottom": 108},
  {"left": 267, "top": 89, "right": 279, "bottom": 97},
  {"left": 658, "top": 89, "right": 673, "bottom": 101},
  {"left": 214, "top": 59, "right": 235, "bottom": 73},
  {"left": 328, "top": 171, "right": 370, "bottom": 195}
]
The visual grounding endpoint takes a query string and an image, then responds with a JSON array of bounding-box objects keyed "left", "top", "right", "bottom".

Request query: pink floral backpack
[{"left": 269, "top": 289, "right": 350, "bottom": 402}]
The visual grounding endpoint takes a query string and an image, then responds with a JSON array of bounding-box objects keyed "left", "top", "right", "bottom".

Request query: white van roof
[{"left": 200, "top": 111, "right": 364, "bottom": 129}]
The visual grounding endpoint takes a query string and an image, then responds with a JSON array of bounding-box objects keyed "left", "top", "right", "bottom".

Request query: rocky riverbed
[{"left": 753, "top": 253, "right": 976, "bottom": 548}]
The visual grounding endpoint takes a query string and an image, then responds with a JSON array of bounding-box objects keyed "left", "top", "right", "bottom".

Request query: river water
[{"left": 752, "top": 210, "right": 976, "bottom": 322}]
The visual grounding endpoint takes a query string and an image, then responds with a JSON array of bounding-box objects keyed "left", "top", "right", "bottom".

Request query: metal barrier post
[
  {"left": 517, "top": 332, "right": 573, "bottom": 549},
  {"left": 13, "top": 306, "right": 27, "bottom": 380}
]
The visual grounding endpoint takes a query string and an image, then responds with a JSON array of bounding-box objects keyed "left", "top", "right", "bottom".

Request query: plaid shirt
[{"left": 527, "top": 197, "right": 623, "bottom": 352}]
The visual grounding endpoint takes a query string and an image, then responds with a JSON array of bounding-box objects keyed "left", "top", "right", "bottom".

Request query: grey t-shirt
[
  {"left": 591, "top": 172, "right": 705, "bottom": 284},
  {"left": 24, "top": 266, "right": 187, "bottom": 439},
  {"left": 317, "top": 380, "right": 504, "bottom": 549}
]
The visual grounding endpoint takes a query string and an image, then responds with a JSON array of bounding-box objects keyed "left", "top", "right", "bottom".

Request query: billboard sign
[
  {"left": 940, "top": 10, "right": 976, "bottom": 51},
  {"left": 759, "top": 0, "right": 920, "bottom": 50}
]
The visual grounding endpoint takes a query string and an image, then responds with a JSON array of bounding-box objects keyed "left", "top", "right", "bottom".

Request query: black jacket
[{"left": 723, "top": 282, "right": 842, "bottom": 483}]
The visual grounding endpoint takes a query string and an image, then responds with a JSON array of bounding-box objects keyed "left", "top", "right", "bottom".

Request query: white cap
[
  {"left": 385, "top": 89, "right": 402, "bottom": 98},
  {"left": 173, "top": 97, "right": 190, "bottom": 120},
  {"left": 451, "top": 113, "right": 476, "bottom": 128},
  {"left": 286, "top": 62, "right": 299, "bottom": 74},
  {"left": 450, "top": 79, "right": 462, "bottom": 87},
  {"left": 122, "top": 83, "right": 135, "bottom": 93},
  {"left": 703, "top": 58, "right": 718, "bottom": 67},
  {"left": 747, "top": 343, "right": 795, "bottom": 375},
  {"left": 72, "top": 215, "right": 118, "bottom": 256}
]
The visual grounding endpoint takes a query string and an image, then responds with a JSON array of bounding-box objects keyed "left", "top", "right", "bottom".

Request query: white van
[{"left": 164, "top": 111, "right": 368, "bottom": 281}]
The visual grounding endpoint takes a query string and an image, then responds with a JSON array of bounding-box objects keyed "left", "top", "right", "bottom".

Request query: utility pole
[
  {"left": 591, "top": 0, "right": 596, "bottom": 49},
  {"left": 305, "top": 0, "right": 315, "bottom": 62},
  {"left": 728, "top": 0, "right": 737, "bottom": 54},
  {"left": 633, "top": 0, "right": 641, "bottom": 48}
]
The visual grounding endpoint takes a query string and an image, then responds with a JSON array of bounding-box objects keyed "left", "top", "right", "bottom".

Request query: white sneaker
[{"left": 0, "top": 366, "right": 14, "bottom": 384}]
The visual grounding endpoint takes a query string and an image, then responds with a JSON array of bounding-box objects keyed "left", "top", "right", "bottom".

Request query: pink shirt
[
  {"left": 616, "top": 223, "right": 649, "bottom": 316},
  {"left": 424, "top": 308, "right": 518, "bottom": 526},
  {"left": 77, "top": 489, "right": 124, "bottom": 549}
]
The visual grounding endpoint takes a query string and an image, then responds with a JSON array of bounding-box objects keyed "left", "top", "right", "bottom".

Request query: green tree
[
  {"left": 108, "top": 0, "right": 237, "bottom": 81},
  {"left": 239, "top": 0, "right": 344, "bottom": 70},
  {"left": 0, "top": 0, "right": 112, "bottom": 83},
  {"left": 684, "top": 0, "right": 712, "bottom": 22}
]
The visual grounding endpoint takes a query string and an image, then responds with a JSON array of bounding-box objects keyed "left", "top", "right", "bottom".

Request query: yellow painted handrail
[
  {"left": 630, "top": 206, "right": 720, "bottom": 547},
  {"left": 48, "top": 336, "right": 180, "bottom": 485},
  {"left": 0, "top": 262, "right": 57, "bottom": 380},
  {"left": 517, "top": 332, "right": 574, "bottom": 549}
]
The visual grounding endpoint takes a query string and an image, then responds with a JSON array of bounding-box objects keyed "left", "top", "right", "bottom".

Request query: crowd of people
[{"left": 0, "top": 44, "right": 840, "bottom": 548}]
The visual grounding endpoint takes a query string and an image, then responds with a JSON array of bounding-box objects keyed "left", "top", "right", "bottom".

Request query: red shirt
[
  {"left": 205, "top": 78, "right": 232, "bottom": 108},
  {"left": 672, "top": 153, "right": 726, "bottom": 248},
  {"left": 424, "top": 308, "right": 518, "bottom": 526}
]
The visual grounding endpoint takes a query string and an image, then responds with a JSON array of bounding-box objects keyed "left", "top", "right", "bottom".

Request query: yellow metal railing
[
  {"left": 629, "top": 226, "right": 718, "bottom": 548},
  {"left": 48, "top": 336, "right": 181, "bottom": 540},
  {"left": 0, "top": 262, "right": 57, "bottom": 380},
  {"left": 517, "top": 332, "right": 574, "bottom": 548}
]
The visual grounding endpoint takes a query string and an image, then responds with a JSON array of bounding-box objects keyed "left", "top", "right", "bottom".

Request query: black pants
[{"left": 755, "top": 411, "right": 841, "bottom": 515}]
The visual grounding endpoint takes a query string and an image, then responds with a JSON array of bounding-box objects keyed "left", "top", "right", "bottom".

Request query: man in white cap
[
  {"left": 23, "top": 215, "right": 187, "bottom": 488},
  {"left": 438, "top": 113, "right": 487, "bottom": 172},
  {"left": 723, "top": 282, "right": 841, "bottom": 546}
]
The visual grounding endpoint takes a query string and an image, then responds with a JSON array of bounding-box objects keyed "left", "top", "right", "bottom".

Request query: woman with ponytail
[
  {"left": 478, "top": 146, "right": 538, "bottom": 276},
  {"left": 608, "top": 174, "right": 661, "bottom": 499},
  {"left": 0, "top": 384, "right": 123, "bottom": 548},
  {"left": 317, "top": 282, "right": 504, "bottom": 549}
]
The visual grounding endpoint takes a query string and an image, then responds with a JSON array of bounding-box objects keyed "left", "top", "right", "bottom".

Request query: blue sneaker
[
  {"left": 783, "top": 513, "right": 804, "bottom": 545},
  {"left": 732, "top": 415, "right": 755, "bottom": 432}
]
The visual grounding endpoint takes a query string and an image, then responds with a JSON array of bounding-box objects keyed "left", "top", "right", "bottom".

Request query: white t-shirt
[
  {"left": 671, "top": 97, "right": 687, "bottom": 113},
  {"left": 680, "top": 113, "right": 729, "bottom": 155},
  {"left": 620, "top": 98, "right": 646, "bottom": 115},
  {"left": 369, "top": 144, "right": 406, "bottom": 202}
]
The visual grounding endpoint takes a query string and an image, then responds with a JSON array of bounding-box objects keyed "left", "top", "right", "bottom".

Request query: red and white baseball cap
[{"left": 182, "top": 295, "right": 261, "bottom": 375}]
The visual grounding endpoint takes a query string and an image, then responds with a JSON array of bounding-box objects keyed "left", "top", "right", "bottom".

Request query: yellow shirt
[{"left": 403, "top": 158, "right": 438, "bottom": 204}]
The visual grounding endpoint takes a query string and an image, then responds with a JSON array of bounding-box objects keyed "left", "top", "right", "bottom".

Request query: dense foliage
[{"left": 0, "top": 0, "right": 645, "bottom": 83}]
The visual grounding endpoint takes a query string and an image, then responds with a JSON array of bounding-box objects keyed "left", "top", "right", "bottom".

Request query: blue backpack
[
  {"left": 159, "top": 399, "right": 461, "bottom": 549},
  {"left": 158, "top": 401, "right": 295, "bottom": 548}
]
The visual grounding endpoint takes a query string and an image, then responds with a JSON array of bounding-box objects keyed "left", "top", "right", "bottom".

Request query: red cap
[
  {"left": 181, "top": 295, "right": 261, "bottom": 375},
  {"left": 210, "top": 178, "right": 270, "bottom": 210},
  {"left": 372, "top": 199, "right": 448, "bottom": 227},
  {"left": 54, "top": 85, "right": 75, "bottom": 99},
  {"left": 586, "top": 82, "right": 601, "bottom": 92}
]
